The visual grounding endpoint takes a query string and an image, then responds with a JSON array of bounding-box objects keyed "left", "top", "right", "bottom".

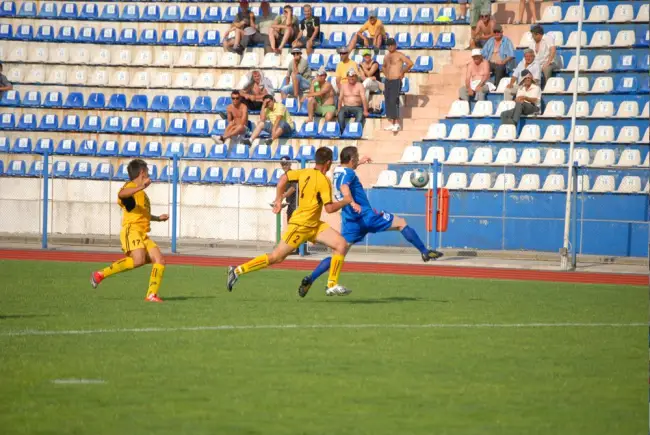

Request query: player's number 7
[{"left": 300, "top": 176, "right": 311, "bottom": 199}]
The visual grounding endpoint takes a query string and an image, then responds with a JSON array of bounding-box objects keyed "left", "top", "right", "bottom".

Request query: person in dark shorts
[
  {"left": 292, "top": 4, "right": 320, "bottom": 55},
  {"left": 382, "top": 38, "right": 413, "bottom": 132}
]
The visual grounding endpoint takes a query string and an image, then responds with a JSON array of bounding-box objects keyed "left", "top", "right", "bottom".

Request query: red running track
[{"left": 0, "top": 248, "right": 647, "bottom": 286}]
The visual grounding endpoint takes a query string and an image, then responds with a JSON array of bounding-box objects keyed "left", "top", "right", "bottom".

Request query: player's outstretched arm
[
  {"left": 324, "top": 197, "right": 351, "bottom": 214},
  {"left": 272, "top": 174, "right": 289, "bottom": 213},
  {"left": 151, "top": 214, "right": 169, "bottom": 222},
  {"left": 118, "top": 179, "right": 150, "bottom": 199}
]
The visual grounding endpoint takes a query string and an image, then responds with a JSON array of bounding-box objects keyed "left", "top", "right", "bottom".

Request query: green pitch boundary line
[{"left": 0, "top": 248, "right": 647, "bottom": 286}]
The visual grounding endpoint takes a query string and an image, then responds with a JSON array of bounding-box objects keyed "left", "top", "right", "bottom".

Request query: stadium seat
[
  {"left": 120, "top": 4, "right": 139, "bottom": 21},
  {"left": 467, "top": 173, "right": 492, "bottom": 190},
  {"left": 161, "top": 142, "right": 183, "bottom": 159},
  {"left": 470, "top": 147, "right": 493, "bottom": 164},
  {"left": 60, "top": 115, "right": 80, "bottom": 132},
  {"left": 412, "top": 56, "right": 433, "bottom": 73},
  {"left": 566, "top": 77, "right": 589, "bottom": 94},
  {"left": 493, "top": 124, "right": 517, "bottom": 144},
  {"left": 424, "top": 123, "right": 446, "bottom": 140},
  {"left": 124, "top": 117, "right": 144, "bottom": 135},
  {"left": 38, "top": 114, "right": 58, "bottom": 131},
  {"left": 494, "top": 148, "right": 517, "bottom": 165},
  {"left": 571, "top": 148, "right": 590, "bottom": 166},
  {"left": 470, "top": 101, "right": 494, "bottom": 117},
  {"left": 15, "top": 113, "right": 35, "bottom": 130},
  {"left": 516, "top": 125, "right": 540, "bottom": 142},
  {"left": 565, "top": 125, "right": 590, "bottom": 143},
  {"left": 330, "top": 6, "right": 348, "bottom": 24},
  {"left": 37, "top": 1, "right": 56, "bottom": 18},
  {"left": 97, "top": 28, "right": 117, "bottom": 44},
  {"left": 613, "top": 30, "right": 635, "bottom": 47},
  {"left": 20, "top": 91, "right": 41, "bottom": 108},
  {"left": 211, "top": 119, "right": 227, "bottom": 137},
  {"left": 613, "top": 54, "right": 636, "bottom": 72},
  {"left": 70, "top": 162, "right": 91, "bottom": 179},
  {"left": 77, "top": 139, "right": 96, "bottom": 156},
  {"left": 539, "top": 5, "right": 561, "bottom": 22},
  {"left": 34, "top": 138, "right": 55, "bottom": 155},
  {"left": 540, "top": 101, "right": 565, "bottom": 118},
  {"left": 6, "top": 160, "right": 26, "bottom": 176},
  {"left": 296, "top": 144, "right": 315, "bottom": 161},
  {"left": 469, "top": 124, "right": 494, "bottom": 141},
  {"left": 616, "top": 126, "right": 640, "bottom": 143},
  {"left": 102, "top": 116, "right": 123, "bottom": 134},
  {"left": 586, "top": 4, "right": 609, "bottom": 22},
  {"left": 445, "top": 124, "right": 469, "bottom": 141},
  {"left": 0, "top": 90, "right": 18, "bottom": 107},
  {"left": 182, "top": 166, "right": 201, "bottom": 183},
  {"left": 447, "top": 100, "right": 470, "bottom": 117},
  {"left": 518, "top": 148, "right": 541, "bottom": 165},
  {"left": 160, "top": 29, "right": 179, "bottom": 45},
  {"left": 141, "top": 4, "right": 160, "bottom": 21},
  {"left": 76, "top": 27, "right": 96, "bottom": 44},
  {"left": 246, "top": 168, "right": 268, "bottom": 185},
  {"left": 414, "top": 7, "right": 434, "bottom": 24},
  {"left": 411, "top": 32, "right": 433, "bottom": 49},
  {"left": 639, "top": 55, "right": 650, "bottom": 72},
  {"left": 199, "top": 30, "right": 220, "bottom": 48},
  {"left": 140, "top": 141, "right": 161, "bottom": 158},
  {"left": 446, "top": 147, "right": 469, "bottom": 164},
  {"left": 616, "top": 176, "right": 641, "bottom": 194},
  {"left": 121, "top": 141, "right": 141, "bottom": 158},
  {"left": 208, "top": 143, "right": 228, "bottom": 160},
  {"left": 323, "top": 32, "right": 347, "bottom": 49},
  {"left": 265, "top": 168, "right": 282, "bottom": 186},
  {"left": 395, "top": 33, "right": 412, "bottom": 49},
  {"left": 589, "top": 175, "right": 615, "bottom": 193},
  {"left": 106, "top": 94, "right": 126, "bottom": 111},
  {"left": 143, "top": 117, "right": 164, "bottom": 135},
  {"left": 92, "top": 163, "right": 113, "bottom": 180},
  {"left": 636, "top": 4, "right": 650, "bottom": 22},
  {"left": 183, "top": 142, "right": 204, "bottom": 159},
  {"left": 297, "top": 121, "right": 319, "bottom": 138},
  {"left": 392, "top": 7, "right": 413, "bottom": 24},
  {"left": 567, "top": 101, "right": 590, "bottom": 118},
  {"left": 514, "top": 174, "right": 540, "bottom": 191},
  {"left": 590, "top": 55, "right": 612, "bottom": 72},
  {"left": 189, "top": 119, "right": 209, "bottom": 137},
  {"left": 540, "top": 125, "right": 566, "bottom": 143},
  {"left": 341, "top": 122, "right": 362, "bottom": 139},
  {"left": 251, "top": 143, "right": 271, "bottom": 160},
  {"left": 181, "top": 29, "right": 200, "bottom": 46},
  {"left": 229, "top": 143, "right": 250, "bottom": 160},
  {"left": 616, "top": 76, "right": 638, "bottom": 94},
  {"left": 320, "top": 122, "right": 341, "bottom": 138},
  {"left": 637, "top": 29, "right": 650, "bottom": 47},
  {"left": 589, "top": 30, "right": 611, "bottom": 48},
  {"left": 151, "top": 95, "right": 170, "bottom": 112},
  {"left": 27, "top": 160, "right": 42, "bottom": 177},
  {"left": 616, "top": 149, "right": 641, "bottom": 167},
  {"left": 488, "top": 173, "right": 515, "bottom": 191},
  {"left": 437, "top": 7, "right": 456, "bottom": 22},
  {"left": 347, "top": 6, "right": 367, "bottom": 24},
  {"left": 12, "top": 137, "right": 31, "bottom": 153},
  {"left": 540, "top": 148, "right": 565, "bottom": 166},
  {"left": 225, "top": 167, "right": 245, "bottom": 184},
  {"left": 590, "top": 76, "right": 613, "bottom": 93},
  {"left": 564, "top": 31, "right": 587, "bottom": 48},
  {"left": 99, "top": 4, "right": 120, "bottom": 20},
  {"left": 539, "top": 174, "right": 564, "bottom": 192},
  {"left": 591, "top": 101, "right": 614, "bottom": 118},
  {"left": 52, "top": 161, "right": 70, "bottom": 178},
  {"left": 588, "top": 125, "right": 615, "bottom": 143},
  {"left": 399, "top": 146, "right": 422, "bottom": 163},
  {"left": 170, "top": 96, "right": 191, "bottom": 113},
  {"left": 80, "top": 115, "right": 101, "bottom": 133},
  {"left": 611, "top": 4, "right": 634, "bottom": 22},
  {"left": 270, "top": 143, "right": 292, "bottom": 160},
  {"left": 543, "top": 77, "right": 565, "bottom": 93},
  {"left": 98, "top": 140, "right": 119, "bottom": 157},
  {"left": 591, "top": 149, "right": 615, "bottom": 167},
  {"left": 202, "top": 166, "right": 223, "bottom": 184},
  {"left": 445, "top": 173, "right": 468, "bottom": 190},
  {"left": 422, "top": 146, "right": 445, "bottom": 163},
  {"left": 138, "top": 29, "right": 158, "bottom": 45},
  {"left": 56, "top": 26, "right": 75, "bottom": 43},
  {"left": 17, "top": 1, "right": 35, "bottom": 17},
  {"left": 182, "top": 5, "right": 201, "bottom": 22}
]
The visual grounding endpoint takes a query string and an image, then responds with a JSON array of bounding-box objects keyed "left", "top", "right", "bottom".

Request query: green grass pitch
[{"left": 0, "top": 259, "right": 646, "bottom": 435}]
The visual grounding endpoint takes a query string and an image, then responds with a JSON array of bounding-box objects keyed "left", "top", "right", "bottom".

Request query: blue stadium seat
[
  {"left": 160, "top": 29, "right": 179, "bottom": 45},
  {"left": 400, "top": 76, "right": 410, "bottom": 94},
  {"left": 183, "top": 5, "right": 202, "bottom": 22},
  {"left": 252, "top": 143, "right": 272, "bottom": 160},
  {"left": 125, "top": 117, "right": 144, "bottom": 134},
  {"left": 139, "top": 28, "right": 158, "bottom": 45},
  {"left": 412, "top": 56, "right": 433, "bottom": 72},
  {"left": 308, "top": 53, "right": 324, "bottom": 70},
  {"left": 6, "top": 160, "right": 26, "bottom": 176},
  {"left": 163, "top": 4, "right": 182, "bottom": 21},
  {"left": 268, "top": 168, "right": 283, "bottom": 186},
  {"left": 12, "top": 137, "right": 31, "bottom": 153},
  {"left": 616, "top": 76, "right": 638, "bottom": 93},
  {"left": 342, "top": 122, "right": 363, "bottom": 139},
  {"left": 63, "top": 92, "right": 84, "bottom": 109},
  {"left": 38, "top": 2, "right": 57, "bottom": 18},
  {"left": 143, "top": 141, "right": 162, "bottom": 158},
  {"left": 17, "top": 1, "right": 35, "bottom": 18},
  {"left": 222, "top": 5, "right": 238, "bottom": 22},
  {"left": 60, "top": 114, "right": 80, "bottom": 131},
  {"left": 55, "top": 139, "right": 75, "bottom": 155},
  {"left": 323, "top": 32, "right": 347, "bottom": 49},
  {"left": 0, "top": 90, "right": 19, "bottom": 107},
  {"left": 326, "top": 54, "right": 341, "bottom": 71},
  {"left": 375, "top": 7, "right": 390, "bottom": 23},
  {"left": 638, "top": 54, "right": 649, "bottom": 72},
  {"left": 43, "top": 92, "right": 63, "bottom": 108},
  {"left": 212, "top": 119, "right": 227, "bottom": 136},
  {"left": 128, "top": 95, "right": 148, "bottom": 111},
  {"left": 121, "top": 141, "right": 141, "bottom": 157},
  {"left": 121, "top": 4, "right": 139, "bottom": 21},
  {"left": 209, "top": 143, "right": 228, "bottom": 159},
  {"left": 81, "top": 115, "right": 101, "bottom": 132},
  {"left": 192, "top": 96, "right": 213, "bottom": 113},
  {"left": 71, "top": 162, "right": 91, "bottom": 179},
  {"left": 414, "top": 7, "right": 435, "bottom": 24},
  {"left": 103, "top": 116, "right": 123, "bottom": 134},
  {"left": 22, "top": 91, "right": 41, "bottom": 107},
  {"left": 320, "top": 121, "right": 341, "bottom": 138},
  {"left": 52, "top": 161, "right": 70, "bottom": 178},
  {"left": 392, "top": 7, "right": 413, "bottom": 24},
  {"left": 151, "top": 95, "right": 170, "bottom": 112},
  {"left": 637, "top": 29, "right": 650, "bottom": 48},
  {"left": 395, "top": 33, "right": 412, "bottom": 49},
  {"left": 57, "top": 25, "right": 75, "bottom": 42},
  {"left": 189, "top": 119, "right": 209, "bottom": 136},
  {"left": 229, "top": 143, "right": 250, "bottom": 160},
  {"left": 108, "top": 94, "right": 127, "bottom": 111},
  {"left": 119, "top": 28, "right": 137, "bottom": 44},
  {"left": 203, "top": 6, "right": 221, "bottom": 23},
  {"left": 435, "top": 32, "right": 456, "bottom": 49},
  {"left": 93, "top": 163, "right": 113, "bottom": 180},
  {"left": 115, "top": 164, "right": 129, "bottom": 181},
  {"left": 35, "top": 25, "right": 55, "bottom": 42},
  {"left": 59, "top": 3, "right": 78, "bottom": 19},
  {"left": 97, "top": 28, "right": 117, "bottom": 44},
  {"left": 203, "top": 166, "right": 223, "bottom": 183},
  {"left": 272, "top": 143, "right": 293, "bottom": 160},
  {"left": 16, "top": 113, "right": 35, "bottom": 130},
  {"left": 330, "top": 6, "right": 349, "bottom": 24},
  {"left": 171, "top": 96, "right": 191, "bottom": 112},
  {"left": 225, "top": 167, "right": 245, "bottom": 184},
  {"left": 312, "top": 6, "right": 327, "bottom": 22},
  {"left": 201, "top": 30, "right": 220, "bottom": 46},
  {"left": 614, "top": 54, "right": 636, "bottom": 72},
  {"left": 77, "top": 27, "right": 96, "bottom": 43},
  {"left": 11, "top": 25, "right": 28, "bottom": 41},
  {"left": 100, "top": 3, "right": 119, "bottom": 20},
  {"left": 182, "top": 166, "right": 201, "bottom": 183},
  {"left": 187, "top": 142, "right": 206, "bottom": 159},
  {"left": 79, "top": 3, "right": 98, "bottom": 20},
  {"left": 168, "top": 118, "right": 188, "bottom": 136},
  {"left": 27, "top": 160, "right": 42, "bottom": 177},
  {"left": 98, "top": 140, "right": 119, "bottom": 157},
  {"left": 148, "top": 165, "right": 158, "bottom": 181},
  {"left": 155, "top": 165, "right": 170, "bottom": 182},
  {"left": 324, "top": 145, "right": 339, "bottom": 161},
  {"left": 34, "top": 138, "right": 53, "bottom": 154},
  {"left": 83, "top": 93, "right": 104, "bottom": 110},
  {"left": 141, "top": 4, "right": 160, "bottom": 21},
  {"left": 246, "top": 168, "right": 268, "bottom": 185},
  {"left": 641, "top": 77, "right": 650, "bottom": 94},
  {"left": 0, "top": 136, "right": 9, "bottom": 152},
  {"left": 437, "top": 7, "right": 456, "bottom": 22},
  {"left": 77, "top": 139, "right": 96, "bottom": 156},
  {"left": 215, "top": 97, "right": 231, "bottom": 113},
  {"left": 181, "top": 29, "right": 199, "bottom": 45},
  {"left": 349, "top": 7, "right": 368, "bottom": 24},
  {"left": 146, "top": 117, "right": 166, "bottom": 135},
  {"left": 38, "top": 114, "right": 58, "bottom": 131},
  {"left": 297, "top": 121, "right": 319, "bottom": 138},
  {"left": 164, "top": 142, "right": 185, "bottom": 158},
  {"left": 284, "top": 98, "right": 300, "bottom": 115}
]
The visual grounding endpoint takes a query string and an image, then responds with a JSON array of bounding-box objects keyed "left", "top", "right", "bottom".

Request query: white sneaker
[
  {"left": 383, "top": 125, "right": 395, "bottom": 131},
  {"left": 391, "top": 124, "right": 401, "bottom": 132},
  {"left": 211, "top": 135, "right": 223, "bottom": 144},
  {"left": 325, "top": 285, "right": 352, "bottom": 296}
]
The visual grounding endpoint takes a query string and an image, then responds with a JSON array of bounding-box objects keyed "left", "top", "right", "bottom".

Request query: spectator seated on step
[
  {"left": 505, "top": 49, "right": 541, "bottom": 101},
  {"left": 347, "top": 10, "right": 387, "bottom": 53},
  {"left": 480, "top": 24, "right": 516, "bottom": 89},
  {"left": 280, "top": 47, "right": 312, "bottom": 101},
  {"left": 459, "top": 49, "right": 493, "bottom": 102}
]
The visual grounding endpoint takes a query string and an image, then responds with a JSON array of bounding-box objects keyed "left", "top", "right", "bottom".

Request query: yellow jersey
[
  {"left": 335, "top": 60, "right": 361, "bottom": 84},
  {"left": 285, "top": 168, "right": 332, "bottom": 228},
  {"left": 118, "top": 181, "right": 151, "bottom": 233}
]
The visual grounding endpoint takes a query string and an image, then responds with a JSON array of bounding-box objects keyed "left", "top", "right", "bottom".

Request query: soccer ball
[{"left": 410, "top": 169, "right": 429, "bottom": 188}]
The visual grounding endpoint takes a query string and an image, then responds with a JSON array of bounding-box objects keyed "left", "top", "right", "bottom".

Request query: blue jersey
[{"left": 332, "top": 166, "right": 371, "bottom": 221}]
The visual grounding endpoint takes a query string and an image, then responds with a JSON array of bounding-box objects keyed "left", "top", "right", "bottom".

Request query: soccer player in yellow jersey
[
  {"left": 90, "top": 159, "right": 168, "bottom": 302},
  {"left": 227, "top": 147, "right": 353, "bottom": 297}
]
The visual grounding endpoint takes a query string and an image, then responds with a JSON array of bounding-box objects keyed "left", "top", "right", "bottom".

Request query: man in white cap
[
  {"left": 459, "top": 49, "right": 491, "bottom": 101},
  {"left": 305, "top": 67, "right": 336, "bottom": 123},
  {"left": 500, "top": 69, "right": 541, "bottom": 126},
  {"left": 338, "top": 69, "right": 369, "bottom": 132},
  {"left": 280, "top": 47, "right": 312, "bottom": 101}
]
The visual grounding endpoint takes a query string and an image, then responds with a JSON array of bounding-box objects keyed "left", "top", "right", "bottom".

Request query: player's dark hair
[
  {"left": 340, "top": 146, "right": 358, "bottom": 164},
  {"left": 263, "top": 94, "right": 274, "bottom": 101},
  {"left": 284, "top": 5, "right": 292, "bottom": 11},
  {"left": 127, "top": 159, "right": 148, "bottom": 181},
  {"left": 315, "top": 147, "right": 333, "bottom": 164}
]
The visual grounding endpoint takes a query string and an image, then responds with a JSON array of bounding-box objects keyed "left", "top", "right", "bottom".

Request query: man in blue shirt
[{"left": 298, "top": 146, "right": 443, "bottom": 297}]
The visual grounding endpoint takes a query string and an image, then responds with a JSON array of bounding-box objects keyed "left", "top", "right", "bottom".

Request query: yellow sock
[
  {"left": 327, "top": 254, "right": 345, "bottom": 288},
  {"left": 101, "top": 257, "right": 135, "bottom": 278},
  {"left": 146, "top": 264, "right": 165, "bottom": 297},
  {"left": 235, "top": 254, "right": 270, "bottom": 276}
]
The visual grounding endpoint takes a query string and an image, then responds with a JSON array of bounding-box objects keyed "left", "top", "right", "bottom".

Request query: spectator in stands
[
  {"left": 212, "top": 91, "right": 249, "bottom": 145},
  {"left": 240, "top": 70, "right": 275, "bottom": 112},
  {"left": 247, "top": 0, "right": 274, "bottom": 53},
  {"left": 269, "top": 5, "right": 299, "bottom": 54},
  {"left": 347, "top": 10, "right": 386, "bottom": 53},
  {"left": 280, "top": 157, "right": 298, "bottom": 223},
  {"left": 515, "top": 0, "right": 538, "bottom": 25},
  {"left": 247, "top": 95, "right": 294, "bottom": 145},
  {"left": 480, "top": 24, "right": 516, "bottom": 88},
  {"left": 305, "top": 67, "right": 336, "bottom": 123},
  {"left": 223, "top": 0, "right": 253, "bottom": 54},
  {"left": 470, "top": 13, "right": 496, "bottom": 48},
  {"left": 505, "top": 49, "right": 540, "bottom": 101},
  {"left": 338, "top": 70, "right": 369, "bottom": 132},
  {"left": 500, "top": 70, "right": 541, "bottom": 125},
  {"left": 529, "top": 25, "right": 561, "bottom": 82},
  {"left": 459, "top": 49, "right": 491, "bottom": 101},
  {"left": 335, "top": 47, "right": 361, "bottom": 94},
  {"left": 457, "top": 0, "right": 468, "bottom": 23},
  {"left": 471, "top": 0, "right": 492, "bottom": 29},
  {"left": 359, "top": 49, "right": 383, "bottom": 103},
  {"left": 0, "top": 64, "right": 12, "bottom": 98},
  {"left": 383, "top": 39, "right": 413, "bottom": 132},
  {"left": 292, "top": 4, "right": 320, "bottom": 55},
  {"left": 280, "top": 48, "right": 312, "bottom": 101}
]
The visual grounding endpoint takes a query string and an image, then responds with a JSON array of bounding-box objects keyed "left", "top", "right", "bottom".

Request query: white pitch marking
[
  {"left": 52, "top": 379, "right": 106, "bottom": 385},
  {"left": 1, "top": 322, "right": 646, "bottom": 338}
]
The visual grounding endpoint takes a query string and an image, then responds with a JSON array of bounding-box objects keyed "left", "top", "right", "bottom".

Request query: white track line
[
  {"left": 51, "top": 379, "right": 106, "bottom": 385},
  {"left": 1, "top": 322, "right": 646, "bottom": 337}
]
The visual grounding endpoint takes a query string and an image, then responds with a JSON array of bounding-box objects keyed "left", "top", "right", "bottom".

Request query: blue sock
[
  {"left": 400, "top": 226, "right": 428, "bottom": 255},
  {"left": 309, "top": 257, "right": 331, "bottom": 282}
]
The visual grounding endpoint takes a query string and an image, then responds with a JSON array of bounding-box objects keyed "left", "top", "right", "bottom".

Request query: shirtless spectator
[
  {"left": 212, "top": 90, "right": 249, "bottom": 145},
  {"left": 382, "top": 39, "right": 412, "bottom": 132},
  {"left": 269, "top": 5, "right": 299, "bottom": 54},
  {"left": 470, "top": 14, "right": 496, "bottom": 49},
  {"left": 292, "top": 4, "right": 320, "bottom": 55},
  {"left": 240, "top": 70, "right": 275, "bottom": 112},
  {"left": 223, "top": 0, "right": 253, "bottom": 54},
  {"left": 337, "top": 69, "right": 369, "bottom": 132},
  {"left": 334, "top": 47, "right": 361, "bottom": 94},
  {"left": 0, "top": 63, "right": 13, "bottom": 99},
  {"left": 305, "top": 67, "right": 336, "bottom": 123},
  {"left": 359, "top": 49, "right": 384, "bottom": 107},
  {"left": 459, "top": 49, "right": 491, "bottom": 101},
  {"left": 347, "top": 10, "right": 386, "bottom": 53}
]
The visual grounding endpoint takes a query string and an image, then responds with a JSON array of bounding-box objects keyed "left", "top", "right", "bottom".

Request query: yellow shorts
[
  {"left": 282, "top": 222, "right": 329, "bottom": 249},
  {"left": 120, "top": 225, "right": 157, "bottom": 254}
]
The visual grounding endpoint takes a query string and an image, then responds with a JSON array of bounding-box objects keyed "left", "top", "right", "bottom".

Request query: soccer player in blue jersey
[{"left": 298, "top": 146, "right": 443, "bottom": 297}]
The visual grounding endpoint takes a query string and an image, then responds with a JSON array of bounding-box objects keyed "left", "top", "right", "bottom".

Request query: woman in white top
[
  {"left": 500, "top": 70, "right": 541, "bottom": 126},
  {"left": 528, "top": 25, "right": 562, "bottom": 82}
]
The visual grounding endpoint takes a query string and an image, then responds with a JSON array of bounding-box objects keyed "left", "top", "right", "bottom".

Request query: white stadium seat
[
  {"left": 109, "top": 70, "right": 130, "bottom": 88},
  {"left": 517, "top": 125, "right": 541, "bottom": 142},
  {"left": 548, "top": 31, "right": 565, "bottom": 47},
  {"left": 591, "top": 149, "right": 615, "bottom": 167},
  {"left": 613, "top": 30, "right": 635, "bottom": 47},
  {"left": 397, "top": 171, "right": 414, "bottom": 188},
  {"left": 49, "top": 46, "right": 69, "bottom": 64},
  {"left": 616, "top": 126, "right": 640, "bottom": 143},
  {"left": 590, "top": 101, "right": 614, "bottom": 118},
  {"left": 518, "top": 32, "right": 533, "bottom": 47},
  {"left": 617, "top": 176, "right": 642, "bottom": 194},
  {"left": 6, "top": 66, "right": 25, "bottom": 83},
  {"left": 470, "top": 147, "right": 493, "bottom": 164},
  {"left": 240, "top": 52, "right": 260, "bottom": 68},
  {"left": 540, "top": 125, "right": 566, "bottom": 142},
  {"left": 566, "top": 125, "right": 590, "bottom": 142},
  {"left": 152, "top": 71, "right": 172, "bottom": 88},
  {"left": 130, "top": 71, "right": 150, "bottom": 88},
  {"left": 91, "top": 48, "right": 111, "bottom": 65},
  {"left": 565, "top": 55, "right": 589, "bottom": 72},
  {"left": 447, "top": 147, "right": 469, "bottom": 164},
  {"left": 88, "top": 69, "right": 109, "bottom": 87},
  {"left": 448, "top": 100, "right": 470, "bottom": 117},
  {"left": 516, "top": 174, "right": 541, "bottom": 190},
  {"left": 217, "top": 73, "right": 235, "bottom": 90},
  {"left": 469, "top": 124, "right": 493, "bottom": 141},
  {"left": 47, "top": 68, "right": 67, "bottom": 85},
  {"left": 198, "top": 51, "right": 218, "bottom": 68},
  {"left": 590, "top": 76, "right": 613, "bottom": 93},
  {"left": 635, "top": 4, "right": 649, "bottom": 22},
  {"left": 639, "top": 102, "right": 648, "bottom": 118},
  {"left": 219, "top": 53, "right": 241, "bottom": 68},
  {"left": 495, "top": 77, "right": 511, "bottom": 94},
  {"left": 447, "top": 124, "right": 470, "bottom": 141},
  {"left": 425, "top": 123, "right": 447, "bottom": 140},
  {"left": 590, "top": 175, "right": 615, "bottom": 193},
  {"left": 567, "top": 101, "right": 590, "bottom": 117},
  {"left": 564, "top": 31, "right": 587, "bottom": 48},
  {"left": 541, "top": 174, "right": 565, "bottom": 191},
  {"left": 495, "top": 101, "right": 516, "bottom": 117},
  {"left": 489, "top": 173, "right": 516, "bottom": 191},
  {"left": 493, "top": 124, "right": 517, "bottom": 141},
  {"left": 495, "top": 148, "right": 517, "bottom": 165},
  {"left": 445, "top": 173, "right": 468, "bottom": 190},
  {"left": 237, "top": 75, "right": 250, "bottom": 90},
  {"left": 564, "top": 5, "right": 585, "bottom": 23},
  {"left": 611, "top": 4, "right": 634, "bottom": 22},
  {"left": 467, "top": 173, "right": 492, "bottom": 190},
  {"left": 262, "top": 53, "right": 281, "bottom": 69},
  {"left": 194, "top": 73, "right": 215, "bottom": 89},
  {"left": 113, "top": 48, "right": 132, "bottom": 66},
  {"left": 133, "top": 48, "right": 153, "bottom": 67},
  {"left": 25, "top": 66, "right": 45, "bottom": 83},
  {"left": 544, "top": 77, "right": 565, "bottom": 93},
  {"left": 174, "top": 72, "right": 194, "bottom": 89},
  {"left": 541, "top": 148, "right": 565, "bottom": 166},
  {"left": 567, "top": 77, "right": 590, "bottom": 93},
  {"left": 519, "top": 148, "right": 541, "bottom": 165},
  {"left": 423, "top": 146, "right": 446, "bottom": 163},
  {"left": 470, "top": 101, "right": 493, "bottom": 117},
  {"left": 68, "top": 68, "right": 88, "bottom": 86},
  {"left": 586, "top": 5, "right": 609, "bottom": 22},
  {"left": 8, "top": 44, "right": 26, "bottom": 62},
  {"left": 540, "top": 101, "right": 566, "bottom": 117},
  {"left": 615, "top": 149, "right": 641, "bottom": 167},
  {"left": 616, "top": 101, "right": 639, "bottom": 118},
  {"left": 572, "top": 148, "right": 590, "bottom": 166},
  {"left": 589, "top": 30, "right": 612, "bottom": 48},
  {"left": 375, "top": 170, "right": 398, "bottom": 187},
  {"left": 154, "top": 49, "right": 174, "bottom": 67},
  {"left": 177, "top": 49, "right": 197, "bottom": 67},
  {"left": 539, "top": 5, "right": 562, "bottom": 23},
  {"left": 70, "top": 47, "right": 90, "bottom": 65},
  {"left": 399, "top": 146, "right": 422, "bottom": 163},
  {"left": 590, "top": 55, "right": 612, "bottom": 72},
  {"left": 639, "top": 128, "right": 649, "bottom": 144}
]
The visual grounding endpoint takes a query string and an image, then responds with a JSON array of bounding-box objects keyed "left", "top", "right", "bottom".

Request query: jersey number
[
  {"left": 292, "top": 234, "right": 301, "bottom": 244},
  {"left": 300, "top": 176, "right": 311, "bottom": 199}
]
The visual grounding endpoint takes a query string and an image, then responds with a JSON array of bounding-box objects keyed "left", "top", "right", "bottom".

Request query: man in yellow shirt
[
  {"left": 90, "top": 159, "right": 168, "bottom": 302},
  {"left": 334, "top": 47, "right": 361, "bottom": 93},
  {"left": 246, "top": 95, "right": 294, "bottom": 146},
  {"left": 347, "top": 10, "right": 386, "bottom": 53},
  {"left": 227, "top": 147, "right": 353, "bottom": 297}
]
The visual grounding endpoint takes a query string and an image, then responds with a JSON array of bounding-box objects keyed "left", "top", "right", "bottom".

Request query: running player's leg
[
  {"left": 388, "top": 214, "right": 443, "bottom": 262},
  {"left": 145, "top": 245, "right": 165, "bottom": 302},
  {"left": 91, "top": 229, "right": 147, "bottom": 288},
  {"left": 313, "top": 227, "right": 348, "bottom": 291}
]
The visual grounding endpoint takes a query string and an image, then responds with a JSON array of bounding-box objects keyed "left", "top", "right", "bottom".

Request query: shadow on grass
[
  {"left": 0, "top": 314, "right": 51, "bottom": 319},
  {"left": 164, "top": 296, "right": 218, "bottom": 302},
  {"left": 314, "top": 297, "right": 449, "bottom": 304}
]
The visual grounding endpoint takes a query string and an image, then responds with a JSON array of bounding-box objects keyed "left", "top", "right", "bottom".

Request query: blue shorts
[{"left": 341, "top": 210, "right": 394, "bottom": 244}]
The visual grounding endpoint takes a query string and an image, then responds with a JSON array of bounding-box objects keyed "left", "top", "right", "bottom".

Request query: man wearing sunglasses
[
  {"left": 470, "top": 13, "right": 496, "bottom": 49},
  {"left": 212, "top": 90, "right": 249, "bottom": 145},
  {"left": 280, "top": 48, "right": 312, "bottom": 102}
]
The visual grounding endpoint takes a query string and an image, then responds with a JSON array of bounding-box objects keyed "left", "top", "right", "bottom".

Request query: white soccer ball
[{"left": 410, "top": 169, "right": 429, "bottom": 188}]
